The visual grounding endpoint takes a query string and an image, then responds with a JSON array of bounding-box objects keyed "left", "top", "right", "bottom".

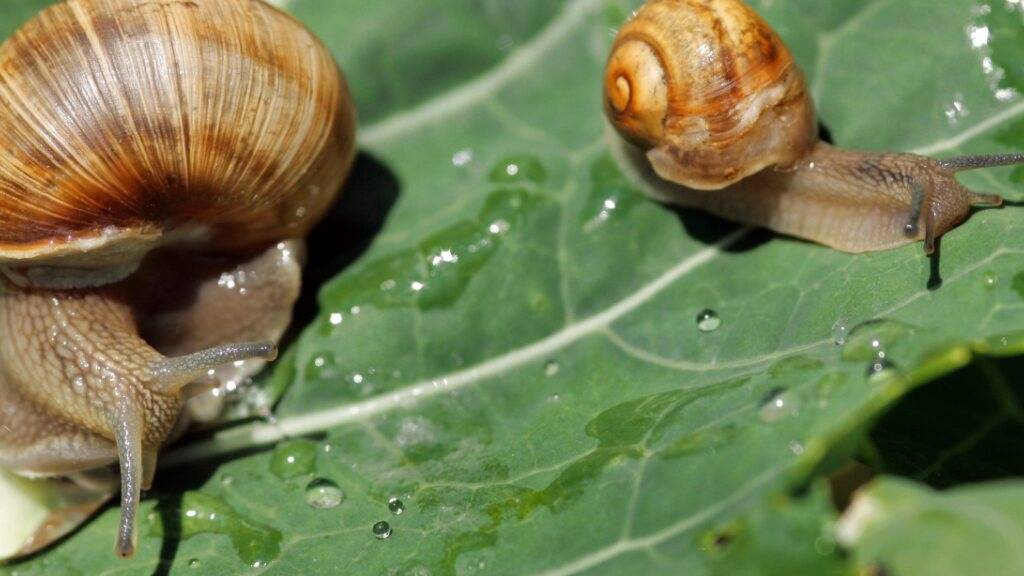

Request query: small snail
[
  {"left": 605, "top": 0, "right": 1024, "bottom": 254},
  {"left": 0, "top": 0, "right": 355, "bottom": 558}
]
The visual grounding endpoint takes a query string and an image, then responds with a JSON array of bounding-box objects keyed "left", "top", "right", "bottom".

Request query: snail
[
  {"left": 0, "top": 0, "right": 355, "bottom": 559},
  {"left": 605, "top": 0, "right": 1024, "bottom": 254}
]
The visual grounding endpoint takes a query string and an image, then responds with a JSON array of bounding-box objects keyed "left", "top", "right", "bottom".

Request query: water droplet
[
  {"left": 841, "top": 319, "right": 914, "bottom": 362},
  {"left": 318, "top": 189, "right": 538, "bottom": 312},
  {"left": 373, "top": 521, "right": 393, "bottom": 540},
  {"left": 696, "top": 309, "right": 721, "bottom": 332},
  {"left": 548, "top": 393, "right": 561, "bottom": 403},
  {"left": 188, "top": 559, "right": 201, "bottom": 568},
  {"left": 329, "top": 312, "right": 343, "bottom": 325},
  {"left": 305, "top": 479, "right": 345, "bottom": 509},
  {"left": 789, "top": 441, "right": 805, "bottom": 455},
  {"left": 488, "top": 155, "right": 548, "bottom": 184},
  {"left": 583, "top": 196, "right": 623, "bottom": 232},
  {"left": 155, "top": 492, "right": 281, "bottom": 568},
  {"left": 488, "top": 219, "right": 511, "bottom": 235},
  {"left": 544, "top": 360, "right": 560, "bottom": 376},
  {"left": 388, "top": 497, "right": 405, "bottom": 515},
  {"left": 221, "top": 475, "right": 234, "bottom": 487},
  {"left": 831, "top": 318, "right": 849, "bottom": 345},
  {"left": 944, "top": 93, "right": 969, "bottom": 125},
  {"left": 759, "top": 388, "right": 799, "bottom": 423},
  {"left": 984, "top": 272, "right": 998, "bottom": 289},
  {"left": 968, "top": 24, "right": 991, "bottom": 47},
  {"left": 452, "top": 148, "right": 473, "bottom": 167},
  {"left": 395, "top": 416, "right": 439, "bottom": 449},
  {"left": 867, "top": 357, "right": 896, "bottom": 379},
  {"left": 270, "top": 439, "right": 317, "bottom": 479}
]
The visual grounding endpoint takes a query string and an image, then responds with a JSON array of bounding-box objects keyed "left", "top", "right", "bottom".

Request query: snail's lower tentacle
[
  {"left": 924, "top": 207, "right": 938, "bottom": 256},
  {"left": 970, "top": 192, "right": 1004, "bottom": 207}
]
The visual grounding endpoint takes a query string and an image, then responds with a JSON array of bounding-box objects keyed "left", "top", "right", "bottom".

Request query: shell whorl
[
  {"left": 0, "top": 0, "right": 356, "bottom": 275},
  {"left": 604, "top": 0, "right": 816, "bottom": 190}
]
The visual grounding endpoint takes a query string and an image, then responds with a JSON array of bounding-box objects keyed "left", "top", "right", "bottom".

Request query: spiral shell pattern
[
  {"left": 0, "top": 0, "right": 356, "bottom": 270},
  {"left": 605, "top": 0, "right": 816, "bottom": 190}
]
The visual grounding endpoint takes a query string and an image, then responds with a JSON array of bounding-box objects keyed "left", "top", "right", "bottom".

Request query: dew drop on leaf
[
  {"left": 984, "top": 272, "right": 998, "bottom": 289},
  {"left": 387, "top": 497, "right": 405, "bottom": 515},
  {"left": 488, "top": 155, "right": 547, "bottom": 184},
  {"left": 867, "top": 357, "right": 896, "bottom": 379},
  {"left": 452, "top": 148, "right": 473, "bottom": 167},
  {"left": 373, "top": 521, "right": 393, "bottom": 540},
  {"left": 831, "top": 318, "right": 849, "bottom": 345},
  {"left": 759, "top": 388, "right": 799, "bottom": 423},
  {"left": 160, "top": 492, "right": 281, "bottom": 567},
  {"left": 270, "top": 439, "right": 317, "bottom": 479},
  {"left": 544, "top": 360, "right": 560, "bottom": 376},
  {"left": 696, "top": 309, "right": 721, "bottom": 332},
  {"left": 188, "top": 558, "right": 201, "bottom": 569},
  {"left": 305, "top": 479, "right": 345, "bottom": 509},
  {"left": 841, "top": 319, "right": 913, "bottom": 361}
]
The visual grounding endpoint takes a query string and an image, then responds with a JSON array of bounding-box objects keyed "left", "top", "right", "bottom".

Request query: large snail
[
  {"left": 0, "top": 0, "right": 355, "bottom": 558},
  {"left": 605, "top": 0, "right": 1024, "bottom": 254}
]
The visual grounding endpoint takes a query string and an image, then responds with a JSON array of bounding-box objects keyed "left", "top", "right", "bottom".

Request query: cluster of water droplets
[
  {"left": 262, "top": 440, "right": 417, "bottom": 544},
  {"left": 962, "top": 2, "right": 1020, "bottom": 110}
]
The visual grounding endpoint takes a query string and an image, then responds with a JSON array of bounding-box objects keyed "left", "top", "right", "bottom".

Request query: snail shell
[
  {"left": 605, "top": 0, "right": 815, "bottom": 190},
  {"left": 0, "top": 0, "right": 356, "bottom": 288},
  {"left": 0, "top": 0, "right": 355, "bottom": 558},
  {"left": 605, "top": 0, "right": 1022, "bottom": 254}
]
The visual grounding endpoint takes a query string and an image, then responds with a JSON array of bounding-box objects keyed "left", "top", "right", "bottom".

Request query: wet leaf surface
[{"left": 4, "top": 0, "right": 1024, "bottom": 574}]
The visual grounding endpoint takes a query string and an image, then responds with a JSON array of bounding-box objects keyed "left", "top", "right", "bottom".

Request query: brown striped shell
[
  {"left": 0, "top": 0, "right": 356, "bottom": 287},
  {"left": 604, "top": 0, "right": 816, "bottom": 190}
]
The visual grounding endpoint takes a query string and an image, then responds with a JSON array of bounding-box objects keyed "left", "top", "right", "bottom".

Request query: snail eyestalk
[
  {"left": 938, "top": 152, "right": 1024, "bottom": 172},
  {"left": 149, "top": 342, "right": 279, "bottom": 393},
  {"left": 937, "top": 153, "right": 1020, "bottom": 208}
]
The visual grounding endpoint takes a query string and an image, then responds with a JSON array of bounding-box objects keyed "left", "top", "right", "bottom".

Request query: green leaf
[
  {"left": 5, "top": 0, "right": 1024, "bottom": 574},
  {"left": 838, "top": 477, "right": 1024, "bottom": 576},
  {"left": 704, "top": 483, "right": 847, "bottom": 576}
]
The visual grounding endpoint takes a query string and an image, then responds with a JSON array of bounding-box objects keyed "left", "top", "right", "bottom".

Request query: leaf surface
[
  {"left": 838, "top": 477, "right": 1024, "bottom": 576},
  {"left": 5, "top": 0, "right": 1024, "bottom": 574}
]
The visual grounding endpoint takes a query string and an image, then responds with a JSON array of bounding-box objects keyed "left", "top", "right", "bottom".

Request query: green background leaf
[
  {"left": 838, "top": 477, "right": 1024, "bottom": 576},
  {"left": 3, "top": 0, "right": 1024, "bottom": 574}
]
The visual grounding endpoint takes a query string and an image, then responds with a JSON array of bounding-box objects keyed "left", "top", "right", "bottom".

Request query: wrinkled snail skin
[
  {"left": 0, "top": 0, "right": 355, "bottom": 558},
  {"left": 605, "top": 0, "right": 1022, "bottom": 254}
]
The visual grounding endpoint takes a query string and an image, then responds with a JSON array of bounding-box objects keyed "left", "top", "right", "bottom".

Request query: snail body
[
  {"left": 605, "top": 0, "right": 1021, "bottom": 253},
  {"left": 0, "top": 0, "right": 355, "bottom": 558}
]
